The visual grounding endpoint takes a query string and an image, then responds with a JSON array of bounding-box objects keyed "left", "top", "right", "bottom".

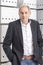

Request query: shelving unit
[{"left": 0, "top": 0, "right": 43, "bottom": 65}]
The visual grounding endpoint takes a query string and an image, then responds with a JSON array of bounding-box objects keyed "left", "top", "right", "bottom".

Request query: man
[{"left": 3, "top": 5, "right": 42, "bottom": 65}]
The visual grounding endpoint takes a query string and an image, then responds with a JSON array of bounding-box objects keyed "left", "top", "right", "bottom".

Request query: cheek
[
  {"left": 26, "top": 15, "right": 29, "bottom": 18},
  {"left": 19, "top": 14, "right": 22, "bottom": 18}
]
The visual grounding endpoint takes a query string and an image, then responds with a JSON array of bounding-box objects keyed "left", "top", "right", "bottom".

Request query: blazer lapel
[
  {"left": 16, "top": 20, "right": 23, "bottom": 46},
  {"left": 30, "top": 20, "right": 36, "bottom": 44}
]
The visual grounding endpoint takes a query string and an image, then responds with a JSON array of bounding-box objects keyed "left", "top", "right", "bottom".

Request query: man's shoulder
[
  {"left": 9, "top": 19, "right": 20, "bottom": 25},
  {"left": 30, "top": 19, "right": 39, "bottom": 24},
  {"left": 30, "top": 19, "right": 38, "bottom": 22}
]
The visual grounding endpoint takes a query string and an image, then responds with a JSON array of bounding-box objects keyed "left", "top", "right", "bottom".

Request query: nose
[{"left": 23, "top": 13, "right": 25, "bottom": 17}]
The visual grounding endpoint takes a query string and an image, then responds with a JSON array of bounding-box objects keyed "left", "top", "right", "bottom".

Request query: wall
[{"left": 0, "top": 0, "right": 43, "bottom": 65}]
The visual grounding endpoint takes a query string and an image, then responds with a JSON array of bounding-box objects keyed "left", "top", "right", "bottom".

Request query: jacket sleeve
[
  {"left": 37, "top": 22, "right": 42, "bottom": 47},
  {"left": 3, "top": 22, "right": 14, "bottom": 62},
  {"left": 37, "top": 22, "right": 43, "bottom": 64}
]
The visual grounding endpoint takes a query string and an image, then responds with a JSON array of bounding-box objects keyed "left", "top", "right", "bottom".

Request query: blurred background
[{"left": 0, "top": 0, "right": 43, "bottom": 65}]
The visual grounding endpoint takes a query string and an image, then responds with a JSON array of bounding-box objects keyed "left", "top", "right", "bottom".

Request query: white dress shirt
[{"left": 21, "top": 20, "right": 34, "bottom": 56}]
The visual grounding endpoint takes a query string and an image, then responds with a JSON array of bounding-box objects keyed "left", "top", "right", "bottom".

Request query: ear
[
  {"left": 18, "top": 11, "right": 20, "bottom": 17},
  {"left": 28, "top": 10, "right": 31, "bottom": 17},
  {"left": 29, "top": 10, "right": 31, "bottom": 16}
]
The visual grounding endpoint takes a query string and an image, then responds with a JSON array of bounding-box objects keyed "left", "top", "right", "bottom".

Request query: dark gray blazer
[{"left": 3, "top": 19, "right": 42, "bottom": 65}]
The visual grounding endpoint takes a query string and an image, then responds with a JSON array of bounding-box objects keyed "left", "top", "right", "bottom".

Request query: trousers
[{"left": 21, "top": 59, "right": 38, "bottom": 65}]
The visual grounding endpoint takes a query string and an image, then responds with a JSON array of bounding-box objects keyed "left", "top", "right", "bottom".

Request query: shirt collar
[{"left": 21, "top": 19, "right": 31, "bottom": 26}]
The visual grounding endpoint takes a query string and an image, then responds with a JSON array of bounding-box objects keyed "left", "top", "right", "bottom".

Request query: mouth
[{"left": 22, "top": 17, "right": 26, "bottom": 19}]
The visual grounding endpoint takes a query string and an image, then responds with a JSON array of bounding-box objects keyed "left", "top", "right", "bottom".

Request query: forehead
[{"left": 19, "top": 6, "right": 29, "bottom": 12}]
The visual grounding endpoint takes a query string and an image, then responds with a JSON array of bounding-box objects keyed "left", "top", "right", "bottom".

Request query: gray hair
[{"left": 19, "top": 5, "right": 30, "bottom": 12}]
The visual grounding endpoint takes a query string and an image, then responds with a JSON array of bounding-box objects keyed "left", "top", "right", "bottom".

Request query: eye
[{"left": 21, "top": 12, "right": 24, "bottom": 14}]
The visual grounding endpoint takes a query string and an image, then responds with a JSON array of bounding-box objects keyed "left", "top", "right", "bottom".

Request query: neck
[{"left": 22, "top": 19, "right": 29, "bottom": 25}]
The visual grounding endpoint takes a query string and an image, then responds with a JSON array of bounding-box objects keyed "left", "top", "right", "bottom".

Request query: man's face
[{"left": 19, "top": 6, "right": 31, "bottom": 23}]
